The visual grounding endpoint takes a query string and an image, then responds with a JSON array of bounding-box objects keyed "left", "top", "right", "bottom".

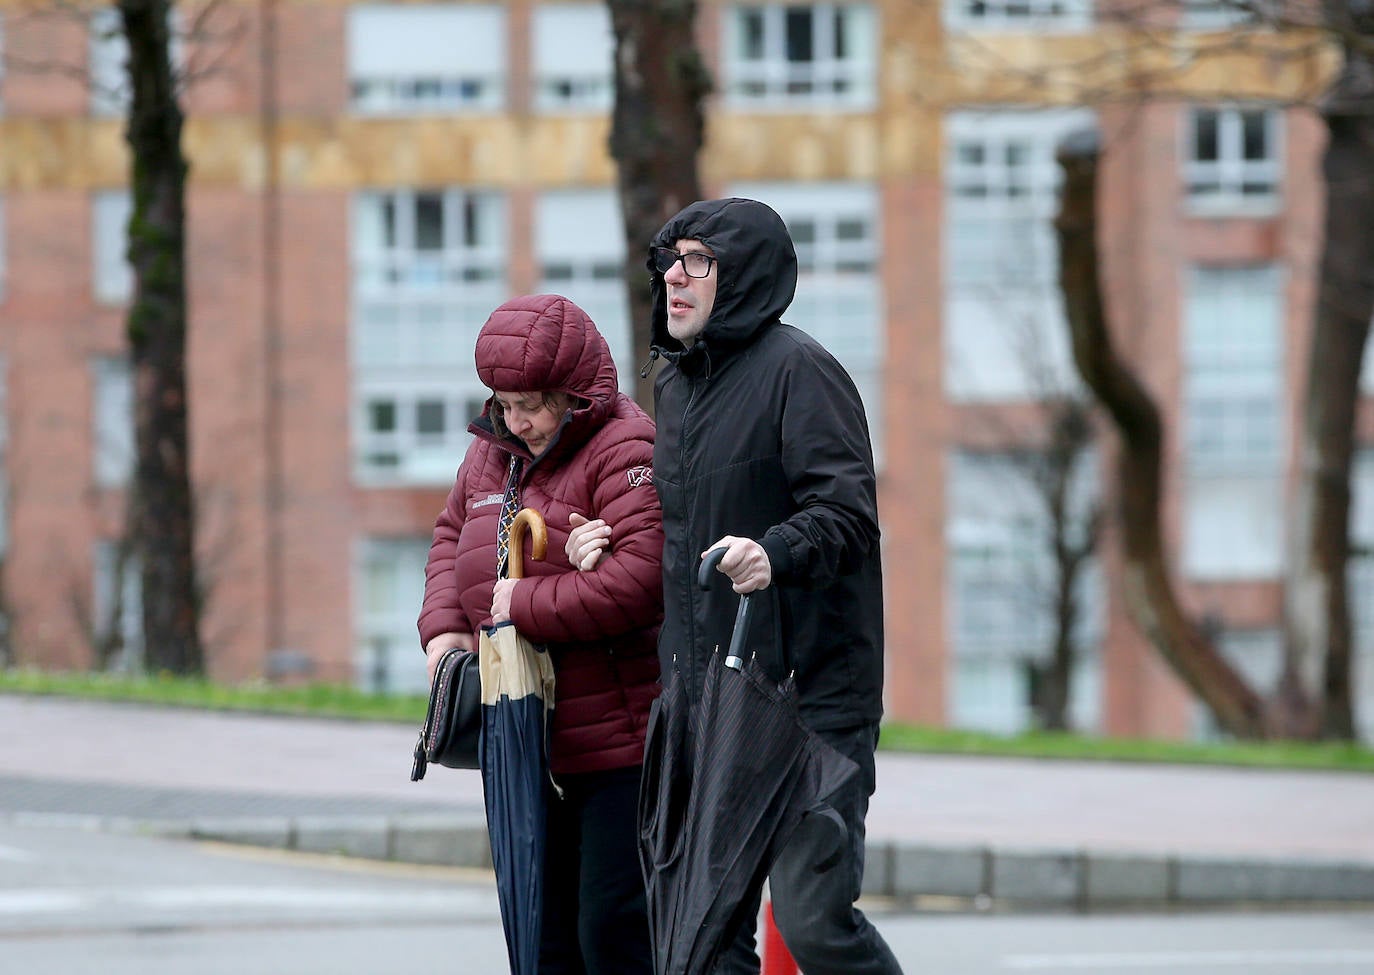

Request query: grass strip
[{"left": 3, "top": 668, "right": 1372, "bottom": 773}]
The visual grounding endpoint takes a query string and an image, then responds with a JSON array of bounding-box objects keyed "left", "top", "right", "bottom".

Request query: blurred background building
[{"left": 0, "top": 0, "right": 1370, "bottom": 740}]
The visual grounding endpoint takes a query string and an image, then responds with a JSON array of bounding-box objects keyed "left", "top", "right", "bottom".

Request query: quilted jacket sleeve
[
  {"left": 508, "top": 427, "right": 663, "bottom": 644},
  {"left": 417, "top": 453, "right": 475, "bottom": 648}
]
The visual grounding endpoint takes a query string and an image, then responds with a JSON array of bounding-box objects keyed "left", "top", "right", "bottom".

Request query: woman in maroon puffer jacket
[{"left": 419, "top": 294, "right": 662, "bottom": 974}]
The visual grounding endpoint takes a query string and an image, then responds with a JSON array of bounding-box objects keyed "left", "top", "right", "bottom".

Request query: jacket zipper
[{"left": 680, "top": 377, "right": 704, "bottom": 706}]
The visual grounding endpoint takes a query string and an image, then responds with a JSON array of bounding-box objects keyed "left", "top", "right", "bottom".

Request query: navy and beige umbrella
[{"left": 479, "top": 506, "right": 556, "bottom": 975}]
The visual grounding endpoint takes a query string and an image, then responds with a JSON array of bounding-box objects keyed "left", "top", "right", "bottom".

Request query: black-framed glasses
[{"left": 652, "top": 246, "right": 716, "bottom": 279}]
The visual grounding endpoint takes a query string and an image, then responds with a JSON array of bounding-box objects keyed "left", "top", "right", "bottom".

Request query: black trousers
[
  {"left": 717, "top": 724, "right": 904, "bottom": 975},
  {"left": 539, "top": 764, "right": 653, "bottom": 975}
]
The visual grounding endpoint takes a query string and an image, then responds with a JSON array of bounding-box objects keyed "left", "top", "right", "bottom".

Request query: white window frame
[
  {"left": 535, "top": 189, "right": 632, "bottom": 386},
  {"left": 724, "top": 3, "right": 877, "bottom": 110},
  {"left": 348, "top": 4, "right": 505, "bottom": 115},
  {"left": 944, "top": 0, "right": 1093, "bottom": 32},
  {"left": 943, "top": 109, "right": 1093, "bottom": 402},
  {"left": 729, "top": 181, "right": 885, "bottom": 464},
  {"left": 89, "top": 7, "right": 127, "bottom": 117},
  {"left": 92, "top": 356, "right": 135, "bottom": 488},
  {"left": 946, "top": 449, "right": 1103, "bottom": 733},
  {"left": 0, "top": 195, "right": 6, "bottom": 303},
  {"left": 93, "top": 190, "right": 134, "bottom": 304},
  {"left": 0, "top": 360, "right": 7, "bottom": 558},
  {"left": 1182, "top": 265, "right": 1285, "bottom": 579},
  {"left": 1182, "top": 105, "right": 1282, "bottom": 215},
  {"left": 1361, "top": 312, "right": 1374, "bottom": 395},
  {"left": 352, "top": 188, "right": 507, "bottom": 485},
  {"left": 1353, "top": 451, "right": 1374, "bottom": 740},
  {"left": 94, "top": 538, "right": 143, "bottom": 671},
  {"left": 1183, "top": 266, "right": 1284, "bottom": 475},
  {"left": 531, "top": 4, "right": 614, "bottom": 113},
  {"left": 88, "top": 7, "right": 184, "bottom": 118},
  {"left": 355, "top": 536, "right": 432, "bottom": 694},
  {"left": 1179, "top": 1, "right": 1279, "bottom": 29}
]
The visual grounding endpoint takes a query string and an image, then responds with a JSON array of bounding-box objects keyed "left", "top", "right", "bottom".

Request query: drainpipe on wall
[{"left": 259, "top": 0, "right": 286, "bottom": 675}]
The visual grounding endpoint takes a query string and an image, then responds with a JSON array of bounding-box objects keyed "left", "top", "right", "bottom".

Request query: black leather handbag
[{"left": 410, "top": 647, "right": 481, "bottom": 780}]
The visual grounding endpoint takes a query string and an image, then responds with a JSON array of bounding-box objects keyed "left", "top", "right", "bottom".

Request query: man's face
[{"left": 661, "top": 238, "right": 718, "bottom": 345}]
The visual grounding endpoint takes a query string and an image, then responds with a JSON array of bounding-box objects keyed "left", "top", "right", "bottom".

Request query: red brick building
[{"left": 0, "top": 1, "right": 1369, "bottom": 740}]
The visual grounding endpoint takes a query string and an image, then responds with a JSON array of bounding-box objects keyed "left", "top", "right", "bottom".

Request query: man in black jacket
[{"left": 568, "top": 197, "right": 902, "bottom": 975}]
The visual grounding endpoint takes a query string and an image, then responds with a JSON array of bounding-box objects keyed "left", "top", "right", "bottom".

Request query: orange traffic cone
[{"left": 761, "top": 899, "right": 799, "bottom": 975}]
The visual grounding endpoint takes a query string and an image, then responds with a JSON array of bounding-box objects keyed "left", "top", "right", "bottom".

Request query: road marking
[
  {"left": 0, "top": 885, "right": 497, "bottom": 917},
  {"left": 0, "top": 891, "right": 88, "bottom": 914},
  {"left": 1003, "top": 948, "right": 1374, "bottom": 969}
]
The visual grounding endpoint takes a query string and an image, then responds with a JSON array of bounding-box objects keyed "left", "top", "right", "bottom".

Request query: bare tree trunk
[
  {"left": 606, "top": 0, "right": 711, "bottom": 414},
  {"left": 1283, "top": 1, "right": 1374, "bottom": 741},
  {"left": 1055, "top": 130, "right": 1269, "bottom": 739},
  {"left": 120, "top": 0, "right": 203, "bottom": 675},
  {"left": 1036, "top": 399, "right": 1098, "bottom": 731}
]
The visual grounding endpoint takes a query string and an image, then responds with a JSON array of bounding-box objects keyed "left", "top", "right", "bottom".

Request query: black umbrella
[
  {"left": 479, "top": 507, "right": 555, "bottom": 975},
  {"left": 639, "top": 548, "right": 859, "bottom": 975}
]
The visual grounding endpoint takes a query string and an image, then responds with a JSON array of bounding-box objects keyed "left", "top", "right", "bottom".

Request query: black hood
[{"left": 647, "top": 198, "right": 798, "bottom": 362}]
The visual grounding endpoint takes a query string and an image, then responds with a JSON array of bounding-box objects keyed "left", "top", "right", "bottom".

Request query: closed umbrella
[
  {"left": 639, "top": 548, "right": 859, "bottom": 975},
  {"left": 480, "top": 506, "right": 556, "bottom": 975}
]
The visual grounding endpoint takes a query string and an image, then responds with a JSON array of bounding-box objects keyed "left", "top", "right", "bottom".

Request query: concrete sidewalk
[{"left": 4, "top": 694, "right": 1373, "bottom": 910}]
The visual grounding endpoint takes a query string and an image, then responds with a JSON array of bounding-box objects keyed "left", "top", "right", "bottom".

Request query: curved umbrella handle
[
  {"left": 698, "top": 546, "right": 728, "bottom": 590},
  {"left": 508, "top": 508, "right": 548, "bottom": 580},
  {"left": 698, "top": 546, "right": 750, "bottom": 670}
]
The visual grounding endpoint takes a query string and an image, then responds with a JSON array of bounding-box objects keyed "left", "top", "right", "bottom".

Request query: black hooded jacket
[{"left": 646, "top": 198, "right": 884, "bottom": 731}]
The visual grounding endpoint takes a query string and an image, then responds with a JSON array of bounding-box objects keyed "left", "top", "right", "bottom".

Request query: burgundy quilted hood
[{"left": 472, "top": 294, "right": 621, "bottom": 462}]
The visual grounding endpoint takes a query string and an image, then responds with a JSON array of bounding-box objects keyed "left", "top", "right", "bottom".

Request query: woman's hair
[{"left": 488, "top": 391, "right": 584, "bottom": 440}]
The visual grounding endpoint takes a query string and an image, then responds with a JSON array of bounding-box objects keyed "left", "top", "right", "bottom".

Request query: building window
[
  {"left": 944, "top": 109, "right": 1093, "bottom": 401},
  {"left": 725, "top": 3, "right": 876, "bottom": 109},
  {"left": 352, "top": 188, "right": 506, "bottom": 484},
  {"left": 729, "top": 181, "right": 884, "bottom": 461},
  {"left": 348, "top": 4, "right": 505, "bottom": 114},
  {"left": 93, "top": 191, "right": 133, "bottom": 304},
  {"left": 1183, "top": 106, "right": 1281, "bottom": 214},
  {"left": 357, "top": 537, "right": 431, "bottom": 694},
  {"left": 1182, "top": 266, "right": 1285, "bottom": 579},
  {"left": 945, "top": 0, "right": 1092, "bottom": 31},
  {"left": 94, "top": 539, "right": 142, "bottom": 671},
  {"left": 88, "top": 7, "right": 182, "bottom": 117},
  {"left": 536, "top": 190, "right": 631, "bottom": 383},
  {"left": 946, "top": 450, "right": 1102, "bottom": 733},
  {"left": 88, "top": 7, "right": 126, "bottom": 117},
  {"left": 1362, "top": 313, "right": 1374, "bottom": 395},
  {"left": 1193, "top": 627, "right": 1283, "bottom": 738},
  {"left": 1352, "top": 450, "right": 1374, "bottom": 740},
  {"left": 0, "top": 361, "right": 7, "bottom": 558},
  {"left": 92, "top": 356, "right": 135, "bottom": 488},
  {"left": 1179, "top": 1, "right": 1276, "bottom": 29},
  {"left": 532, "top": 4, "right": 614, "bottom": 113},
  {"left": 0, "top": 196, "right": 6, "bottom": 303}
]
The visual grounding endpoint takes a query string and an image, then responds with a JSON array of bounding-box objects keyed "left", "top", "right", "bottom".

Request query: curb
[
  {"left": 862, "top": 840, "right": 1374, "bottom": 909},
  {"left": 14, "top": 810, "right": 1374, "bottom": 910}
]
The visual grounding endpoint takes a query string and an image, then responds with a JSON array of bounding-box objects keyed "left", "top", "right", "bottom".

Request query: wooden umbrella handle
[{"left": 507, "top": 507, "right": 548, "bottom": 580}]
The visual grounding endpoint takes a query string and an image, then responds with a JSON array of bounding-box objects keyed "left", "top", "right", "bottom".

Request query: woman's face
[{"left": 492, "top": 390, "right": 569, "bottom": 454}]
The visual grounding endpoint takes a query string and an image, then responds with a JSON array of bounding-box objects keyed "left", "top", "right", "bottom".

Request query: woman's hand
[
  {"left": 566, "top": 512, "right": 612, "bottom": 571},
  {"left": 491, "top": 578, "right": 518, "bottom": 623},
  {"left": 424, "top": 632, "right": 475, "bottom": 683}
]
